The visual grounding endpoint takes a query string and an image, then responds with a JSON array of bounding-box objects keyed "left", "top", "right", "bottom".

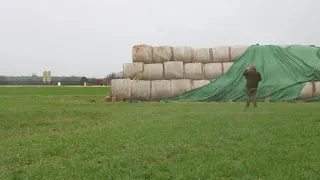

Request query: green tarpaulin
[{"left": 161, "top": 45, "right": 320, "bottom": 102}]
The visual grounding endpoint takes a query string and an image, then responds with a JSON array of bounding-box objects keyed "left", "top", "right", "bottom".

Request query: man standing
[{"left": 243, "top": 65, "right": 262, "bottom": 108}]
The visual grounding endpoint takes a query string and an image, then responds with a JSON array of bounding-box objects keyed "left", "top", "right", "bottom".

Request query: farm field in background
[
  {"left": 0, "top": 86, "right": 109, "bottom": 96},
  {"left": 1, "top": 87, "right": 320, "bottom": 179}
]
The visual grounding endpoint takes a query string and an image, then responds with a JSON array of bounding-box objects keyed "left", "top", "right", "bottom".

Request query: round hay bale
[
  {"left": 298, "top": 82, "right": 314, "bottom": 100},
  {"left": 279, "top": 45, "right": 289, "bottom": 48},
  {"left": 143, "top": 64, "right": 164, "bottom": 80},
  {"left": 110, "top": 79, "right": 132, "bottom": 101},
  {"left": 152, "top": 46, "right": 172, "bottom": 63},
  {"left": 191, "top": 80, "right": 210, "bottom": 89},
  {"left": 173, "top": 46, "right": 193, "bottom": 63},
  {"left": 123, "top": 62, "right": 144, "bottom": 80},
  {"left": 222, "top": 62, "right": 234, "bottom": 74},
  {"left": 203, "top": 63, "right": 223, "bottom": 80},
  {"left": 230, "top": 46, "right": 248, "bottom": 62},
  {"left": 193, "top": 48, "right": 212, "bottom": 63},
  {"left": 164, "top": 61, "right": 184, "bottom": 79},
  {"left": 184, "top": 63, "right": 203, "bottom": 80},
  {"left": 132, "top": 45, "right": 153, "bottom": 63},
  {"left": 131, "top": 80, "right": 151, "bottom": 101},
  {"left": 212, "top": 46, "right": 230, "bottom": 63},
  {"left": 150, "top": 80, "right": 171, "bottom": 100},
  {"left": 314, "top": 81, "right": 320, "bottom": 98},
  {"left": 170, "top": 79, "right": 192, "bottom": 97}
]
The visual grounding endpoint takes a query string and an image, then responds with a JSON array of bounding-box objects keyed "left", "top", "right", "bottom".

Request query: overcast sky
[{"left": 0, "top": 0, "right": 319, "bottom": 78}]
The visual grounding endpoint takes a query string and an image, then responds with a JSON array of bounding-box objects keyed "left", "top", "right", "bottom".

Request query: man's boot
[
  {"left": 253, "top": 96, "right": 257, "bottom": 107},
  {"left": 246, "top": 97, "right": 251, "bottom": 108}
]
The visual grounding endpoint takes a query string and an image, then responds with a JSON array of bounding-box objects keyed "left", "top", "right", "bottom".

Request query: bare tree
[
  {"left": 106, "top": 71, "right": 123, "bottom": 79},
  {"left": 106, "top": 72, "right": 118, "bottom": 79}
]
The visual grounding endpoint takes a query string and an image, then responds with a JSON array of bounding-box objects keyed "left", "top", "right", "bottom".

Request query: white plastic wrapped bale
[
  {"left": 230, "top": 46, "right": 248, "bottom": 62},
  {"left": 143, "top": 64, "right": 164, "bottom": 80},
  {"left": 173, "top": 46, "right": 193, "bottom": 63},
  {"left": 191, "top": 80, "right": 211, "bottom": 89},
  {"left": 193, "top": 48, "right": 212, "bottom": 63},
  {"left": 222, "top": 62, "right": 234, "bottom": 74},
  {"left": 297, "top": 82, "right": 315, "bottom": 100},
  {"left": 123, "top": 62, "right": 144, "bottom": 80},
  {"left": 152, "top": 46, "right": 172, "bottom": 63},
  {"left": 184, "top": 63, "right": 203, "bottom": 80},
  {"left": 150, "top": 80, "right": 171, "bottom": 100},
  {"left": 170, "top": 79, "right": 192, "bottom": 97},
  {"left": 131, "top": 80, "right": 151, "bottom": 101},
  {"left": 203, "top": 63, "right": 223, "bottom": 80},
  {"left": 110, "top": 79, "right": 132, "bottom": 100},
  {"left": 314, "top": 81, "right": 320, "bottom": 98},
  {"left": 132, "top": 45, "right": 153, "bottom": 63},
  {"left": 279, "top": 45, "right": 289, "bottom": 48},
  {"left": 212, "top": 46, "right": 230, "bottom": 63},
  {"left": 164, "top": 61, "right": 184, "bottom": 79}
]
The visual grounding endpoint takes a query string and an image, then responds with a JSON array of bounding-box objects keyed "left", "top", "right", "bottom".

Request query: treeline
[{"left": 0, "top": 71, "right": 123, "bottom": 86}]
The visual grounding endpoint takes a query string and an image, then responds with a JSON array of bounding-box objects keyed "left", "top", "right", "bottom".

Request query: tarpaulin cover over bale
[{"left": 160, "top": 45, "right": 320, "bottom": 102}]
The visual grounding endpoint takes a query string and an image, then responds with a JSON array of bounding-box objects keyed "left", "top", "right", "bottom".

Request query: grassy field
[
  {"left": 1, "top": 87, "right": 320, "bottom": 179},
  {"left": 0, "top": 86, "right": 109, "bottom": 96}
]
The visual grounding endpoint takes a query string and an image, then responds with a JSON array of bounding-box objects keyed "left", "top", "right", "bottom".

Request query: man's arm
[
  {"left": 259, "top": 73, "right": 262, "bottom": 81},
  {"left": 243, "top": 69, "right": 249, "bottom": 77}
]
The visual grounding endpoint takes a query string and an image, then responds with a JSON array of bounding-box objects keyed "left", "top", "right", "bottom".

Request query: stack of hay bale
[{"left": 110, "top": 45, "right": 248, "bottom": 101}]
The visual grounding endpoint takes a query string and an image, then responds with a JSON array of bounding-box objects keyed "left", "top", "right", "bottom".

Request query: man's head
[{"left": 248, "top": 65, "right": 256, "bottom": 71}]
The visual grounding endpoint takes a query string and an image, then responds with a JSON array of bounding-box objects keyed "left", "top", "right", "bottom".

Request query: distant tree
[
  {"left": 106, "top": 72, "right": 117, "bottom": 79},
  {"left": 32, "top": 73, "right": 38, "bottom": 77},
  {"left": 106, "top": 71, "right": 123, "bottom": 79},
  {"left": 0, "top": 76, "right": 7, "bottom": 85},
  {"left": 88, "top": 78, "right": 101, "bottom": 85},
  {"left": 116, "top": 71, "right": 123, "bottom": 78}
]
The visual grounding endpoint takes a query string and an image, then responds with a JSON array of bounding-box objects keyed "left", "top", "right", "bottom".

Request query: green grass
[
  {"left": 1, "top": 87, "right": 320, "bottom": 179},
  {"left": 0, "top": 86, "right": 109, "bottom": 96}
]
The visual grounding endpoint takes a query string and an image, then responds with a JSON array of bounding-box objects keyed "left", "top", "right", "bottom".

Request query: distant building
[{"left": 4, "top": 76, "right": 88, "bottom": 85}]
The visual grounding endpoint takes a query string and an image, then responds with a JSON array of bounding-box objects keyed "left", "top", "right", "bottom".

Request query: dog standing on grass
[{"left": 243, "top": 65, "right": 262, "bottom": 108}]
